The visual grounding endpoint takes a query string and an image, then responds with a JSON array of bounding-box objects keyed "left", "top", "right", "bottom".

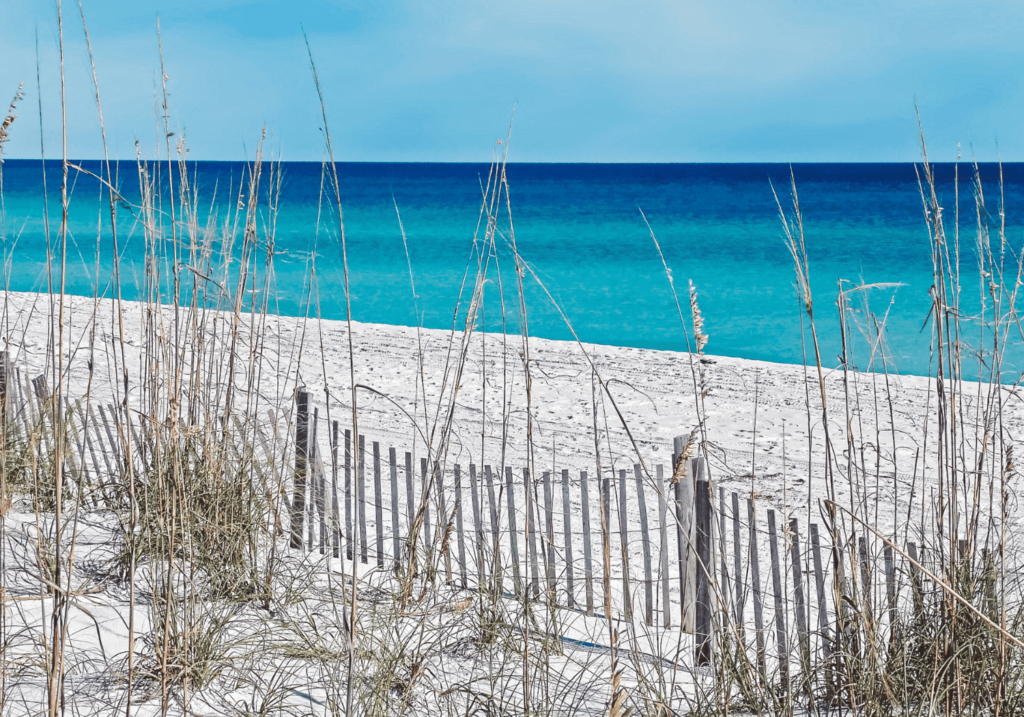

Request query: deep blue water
[{"left": 2, "top": 160, "right": 1022, "bottom": 378}]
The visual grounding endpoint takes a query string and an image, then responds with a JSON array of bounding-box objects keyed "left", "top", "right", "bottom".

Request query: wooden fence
[{"left": 2, "top": 368, "right": 967, "bottom": 689}]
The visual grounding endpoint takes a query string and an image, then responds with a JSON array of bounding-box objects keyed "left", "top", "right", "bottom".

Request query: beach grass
[{"left": 2, "top": 6, "right": 1024, "bottom": 717}]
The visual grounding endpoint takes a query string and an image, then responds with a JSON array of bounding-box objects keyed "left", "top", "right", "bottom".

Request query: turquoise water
[{"left": 1, "top": 160, "right": 1021, "bottom": 378}]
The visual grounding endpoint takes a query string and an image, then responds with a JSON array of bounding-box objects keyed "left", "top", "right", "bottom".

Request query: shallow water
[{"left": 1, "top": 160, "right": 1021, "bottom": 377}]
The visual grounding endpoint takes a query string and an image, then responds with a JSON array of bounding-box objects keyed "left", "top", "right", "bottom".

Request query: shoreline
[{"left": 4, "top": 289, "right": 1016, "bottom": 532}]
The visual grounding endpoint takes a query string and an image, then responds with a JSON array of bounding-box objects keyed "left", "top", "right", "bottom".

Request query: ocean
[{"left": 1, "top": 160, "right": 1021, "bottom": 378}]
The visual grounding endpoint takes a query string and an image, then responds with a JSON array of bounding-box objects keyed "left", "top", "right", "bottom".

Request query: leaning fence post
[{"left": 290, "top": 390, "right": 309, "bottom": 549}]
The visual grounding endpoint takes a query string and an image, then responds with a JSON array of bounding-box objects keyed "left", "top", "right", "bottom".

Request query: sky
[{"left": 0, "top": 0, "right": 1023, "bottom": 162}]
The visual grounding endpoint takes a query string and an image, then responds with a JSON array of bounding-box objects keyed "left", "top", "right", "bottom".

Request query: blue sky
[{"left": 1, "top": 0, "right": 1022, "bottom": 162}]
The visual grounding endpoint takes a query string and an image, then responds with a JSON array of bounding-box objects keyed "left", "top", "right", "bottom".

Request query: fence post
[
  {"left": 290, "top": 390, "right": 309, "bottom": 549},
  {"left": 673, "top": 437, "right": 696, "bottom": 632},
  {"left": 618, "top": 468, "right": 632, "bottom": 622},
  {"left": 694, "top": 456, "right": 712, "bottom": 665}
]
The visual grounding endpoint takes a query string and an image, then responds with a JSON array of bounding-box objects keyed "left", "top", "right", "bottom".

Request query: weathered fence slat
[
  {"left": 314, "top": 410, "right": 326, "bottom": 554},
  {"left": 345, "top": 430, "right": 353, "bottom": 560},
  {"left": 749, "top": 499, "right": 768, "bottom": 680},
  {"left": 561, "top": 468, "right": 576, "bottom": 609},
  {"left": 658, "top": 465, "right": 671, "bottom": 628},
  {"left": 543, "top": 471, "right": 556, "bottom": 602},
  {"left": 374, "top": 441, "right": 384, "bottom": 567},
  {"left": 485, "top": 466, "right": 501, "bottom": 593},
  {"left": 505, "top": 466, "right": 522, "bottom": 595},
  {"left": 436, "top": 463, "right": 451, "bottom": 580},
  {"left": 884, "top": 543, "right": 897, "bottom": 629},
  {"left": 790, "top": 518, "right": 811, "bottom": 683},
  {"left": 717, "top": 487, "right": 732, "bottom": 622},
  {"left": 618, "top": 468, "right": 632, "bottom": 622},
  {"left": 810, "top": 523, "right": 832, "bottom": 687},
  {"left": 767, "top": 509, "right": 789, "bottom": 691},
  {"left": 358, "top": 435, "right": 368, "bottom": 563},
  {"left": 331, "top": 421, "right": 340, "bottom": 558},
  {"left": 405, "top": 452, "right": 415, "bottom": 573},
  {"left": 291, "top": 390, "right": 309, "bottom": 550},
  {"left": 581, "top": 469, "right": 594, "bottom": 615},
  {"left": 602, "top": 469, "right": 613, "bottom": 613},
  {"left": 421, "top": 457, "right": 432, "bottom": 550},
  {"left": 732, "top": 492, "right": 745, "bottom": 630},
  {"left": 455, "top": 464, "right": 468, "bottom": 587},
  {"left": 908, "top": 542, "right": 923, "bottom": 617},
  {"left": 526, "top": 468, "right": 541, "bottom": 599},
  {"left": 470, "top": 464, "right": 484, "bottom": 587},
  {"left": 391, "top": 447, "right": 401, "bottom": 566},
  {"left": 635, "top": 464, "right": 654, "bottom": 627}
]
